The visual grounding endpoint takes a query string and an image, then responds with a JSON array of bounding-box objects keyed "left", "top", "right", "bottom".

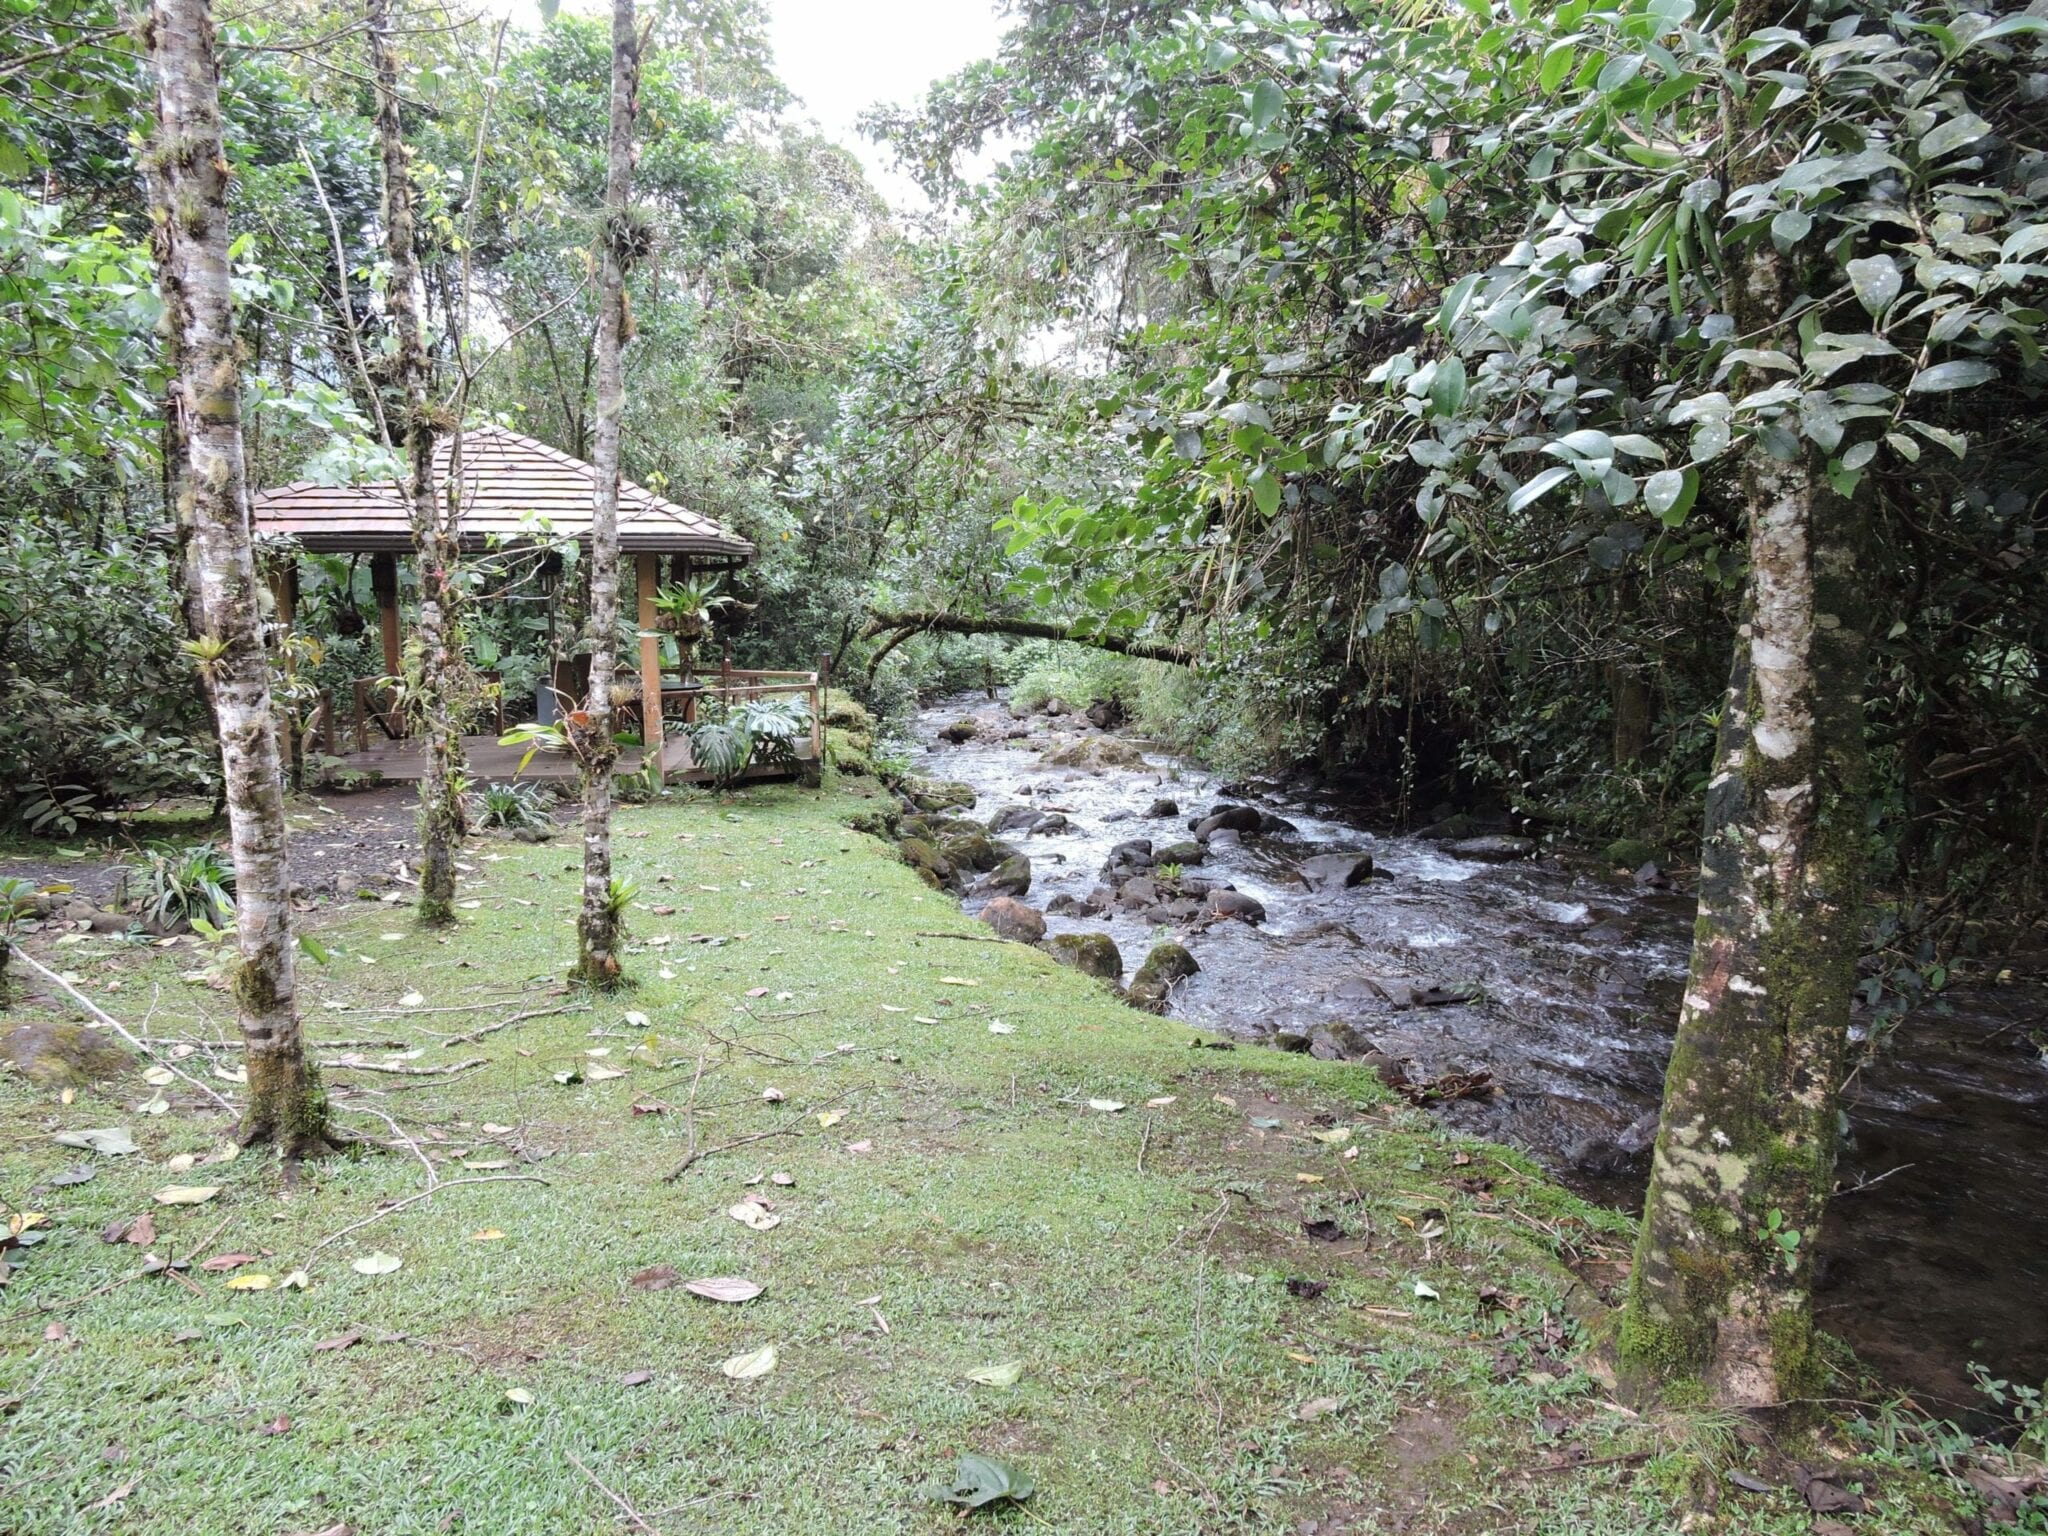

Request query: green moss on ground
[{"left": 0, "top": 785, "right": 1969, "bottom": 1535}]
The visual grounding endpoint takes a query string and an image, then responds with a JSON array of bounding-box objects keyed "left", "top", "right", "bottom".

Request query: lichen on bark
[
  {"left": 144, "top": 0, "right": 330, "bottom": 1158},
  {"left": 574, "top": 0, "right": 642, "bottom": 991}
]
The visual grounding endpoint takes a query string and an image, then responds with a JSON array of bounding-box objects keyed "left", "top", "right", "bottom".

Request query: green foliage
[
  {"left": 135, "top": 842, "right": 235, "bottom": 930},
  {"left": 683, "top": 696, "right": 813, "bottom": 790},
  {"left": 472, "top": 781, "right": 553, "bottom": 833}
]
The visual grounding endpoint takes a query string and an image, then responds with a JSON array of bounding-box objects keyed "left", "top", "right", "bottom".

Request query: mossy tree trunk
[
  {"left": 1620, "top": 0, "right": 1868, "bottom": 1410},
  {"left": 144, "top": 0, "right": 328, "bottom": 1155},
  {"left": 369, "top": 0, "right": 464, "bottom": 926},
  {"left": 573, "top": 0, "right": 641, "bottom": 989}
]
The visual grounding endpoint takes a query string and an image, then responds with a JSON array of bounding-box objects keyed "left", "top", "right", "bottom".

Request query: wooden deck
[{"left": 322, "top": 735, "right": 645, "bottom": 783}]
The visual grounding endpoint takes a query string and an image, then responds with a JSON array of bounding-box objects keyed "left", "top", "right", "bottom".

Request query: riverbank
[{"left": 0, "top": 778, "right": 2012, "bottom": 1533}]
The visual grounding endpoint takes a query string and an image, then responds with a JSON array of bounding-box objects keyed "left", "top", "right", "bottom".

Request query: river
[{"left": 910, "top": 693, "right": 2048, "bottom": 1422}]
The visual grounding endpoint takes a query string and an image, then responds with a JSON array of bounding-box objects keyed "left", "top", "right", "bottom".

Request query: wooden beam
[
  {"left": 635, "top": 552, "right": 663, "bottom": 784},
  {"left": 371, "top": 551, "right": 402, "bottom": 678}
]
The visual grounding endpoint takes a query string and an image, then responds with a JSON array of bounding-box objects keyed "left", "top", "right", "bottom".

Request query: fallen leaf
[
  {"left": 586, "top": 1065, "right": 628, "bottom": 1081},
  {"left": 259, "top": 1413, "right": 291, "bottom": 1436},
  {"left": 987, "top": 1021, "right": 1016, "bottom": 1035},
  {"left": 504, "top": 1388, "right": 535, "bottom": 1406},
  {"left": 1087, "top": 1099, "right": 1126, "bottom": 1113},
  {"left": 880, "top": 1005, "right": 907, "bottom": 1013},
  {"left": 279, "top": 1269, "right": 310, "bottom": 1290},
  {"left": 620, "top": 1369, "right": 653, "bottom": 1387},
  {"left": 1296, "top": 1173, "right": 1324, "bottom": 1184},
  {"left": 720, "top": 1343, "right": 778, "bottom": 1380},
  {"left": 924, "top": 1453, "right": 1035, "bottom": 1510},
  {"left": 846, "top": 1138, "right": 874, "bottom": 1154},
  {"left": 769, "top": 1172, "right": 795, "bottom": 1187},
  {"left": 1309, "top": 1127, "right": 1353, "bottom": 1145},
  {"left": 815, "top": 1109, "right": 843, "bottom": 1128},
  {"left": 44, "top": 1320, "right": 68, "bottom": 1343},
  {"left": 745, "top": 987, "right": 771, "bottom": 998},
  {"left": 223, "top": 1273, "right": 272, "bottom": 1291},
  {"left": 350, "top": 1251, "right": 402, "bottom": 1276},
  {"left": 728, "top": 1201, "right": 782, "bottom": 1232},
  {"left": 153, "top": 1185, "right": 219, "bottom": 1206},
  {"left": 685, "top": 1276, "right": 763, "bottom": 1303},
  {"left": 398, "top": 991, "right": 424, "bottom": 1008},
  {"left": 630, "top": 1264, "right": 680, "bottom": 1291},
  {"left": 1413, "top": 1279, "right": 1440, "bottom": 1300},
  {"left": 1297, "top": 1395, "right": 1342, "bottom": 1422},
  {"left": 469, "top": 1229, "right": 506, "bottom": 1243},
  {"left": 200, "top": 1253, "right": 256, "bottom": 1272},
  {"left": 1146, "top": 1096, "right": 1177, "bottom": 1107},
  {"left": 85, "top": 1480, "right": 138, "bottom": 1512},
  {"left": 143, "top": 1066, "right": 175, "bottom": 1087},
  {"left": 966, "top": 1360, "right": 1025, "bottom": 1387},
  {"left": 313, "top": 1328, "right": 363, "bottom": 1352}
]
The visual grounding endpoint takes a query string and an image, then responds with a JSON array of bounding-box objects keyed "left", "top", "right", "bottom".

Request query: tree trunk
[
  {"left": 1619, "top": 0, "right": 1868, "bottom": 1410},
  {"left": 144, "top": 0, "right": 328, "bottom": 1155},
  {"left": 574, "top": 0, "right": 641, "bottom": 989},
  {"left": 369, "top": 0, "right": 464, "bottom": 926}
]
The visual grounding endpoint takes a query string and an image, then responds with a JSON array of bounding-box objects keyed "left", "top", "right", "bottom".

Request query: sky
[
  {"left": 763, "top": 0, "right": 1009, "bottom": 210},
  {"left": 492, "top": 0, "right": 1011, "bottom": 212}
]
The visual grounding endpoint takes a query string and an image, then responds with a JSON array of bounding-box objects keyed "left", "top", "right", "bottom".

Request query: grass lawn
[{"left": 0, "top": 779, "right": 1973, "bottom": 1534}]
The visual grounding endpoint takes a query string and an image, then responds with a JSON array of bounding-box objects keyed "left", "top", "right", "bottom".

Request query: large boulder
[
  {"left": 1126, "top": 942, "right": 1199, "bottom": 1013},
  {"left": 1193, "top": 805, "right": 1264, "bottom": 841},
  {"left": 827, "top": 727, "right": 876, "bottom": 778},
  {"left": 938, "top": 717, "right": 979, "bottom": 744},
  {"left": 1146, "top": 798, "right": 1180, "bottom": 818},
  {"left": 1296, "top": 853, "right": 1374, "bottom": 890},
  {"left": 1116, "top": 875, "right": 1160, "bottom": 910},
  {"left": 1154, "top": 841, "right": 1205, "bottom": 867},
  {"left": 824, "top": 696, "right": 876, "bottom": 736},
  {"left": 1045, "top": 736, "right": 1148, "bottom": 771},
  {"left": 903, "top": 777, "right": 978, "bottom": 813},
  {"left": 939, "top": 828, "right": 1006, "bottom": 873},
  {"left": 1084, "top": 697, "right": 1128, "bottom": 730},
  {"left": 978, "top": 854, "right": 1033, "bottom": 899},
  {"left": 1449, "top": 835, "right": 1537, "bottom": 862},
  {"left": 1605, "top": 837, "right": 1661, "bottom": 870},
  {"left": 980, "top": 897, "right": 1047, "bottom": 944},
  {"left": 1031, "top": 813, "right": 1070, "bottom": 836},
  {"left": 898, "top": 837, "right": 953, "bottom": 889},
  {"left": 1042, "top": 932, "right": 1124, "bottom": 981},
  {"left": 1205, "top": 889, "right": 1267, "bottom": 924},
  {"left": 3, "top": 1022, "right": 132, "bottom": 1090}
]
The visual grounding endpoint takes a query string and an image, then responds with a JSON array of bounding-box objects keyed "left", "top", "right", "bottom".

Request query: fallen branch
[
  {"left": 305, "top": 1174, "right": 549, "bottom": 1256},
  {"left": 6, "top": 945, "right": 236, "bottom": 1114},
  {"left": 443, "top": 1002, "right": 589, "bottom": 1047},
  {"left": 915, "top": 930, "right": 1008, "bottom": 945},
  {"left": 661, "top": 1123, "right": 804, "bottom": 1183},
  {"left": 317, "top": 1055, "right": 488, "bottom": 1076},
  {"left": 861, "top": 607, "right": 1194, "bottom": 666}
]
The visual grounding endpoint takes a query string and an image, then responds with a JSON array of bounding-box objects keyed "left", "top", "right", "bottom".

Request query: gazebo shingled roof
[{"left": 250, "top": 425, "right": 753, "bottom": 561}]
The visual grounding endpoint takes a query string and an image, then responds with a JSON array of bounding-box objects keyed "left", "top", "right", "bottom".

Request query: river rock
[
  {"left": 1042, "top": 931, "right": 1123, "bottom": 981},
  {"left": 1126, "top": 942, "right": 1199, "bottom": 1013},
  {"left": 1605, "top": 837, "right": 1660, "bottom": 870},
  {"left": 980, "top": 897, "right": 1046, "bottom": 944},
  {"left": 1146, "top": 798, "right": 1179, "bottom": 818},
  {"left": 1258, "top": 812, "right": 1298, "bottom": 835},
  {"left": 1384, "top": 980, "right": 1479, "bottom": 1008},
  {"left": 1415, "top": 813, "right": 1482, "bottom": 841},
  {"left": 1206, "top": 889, "right": 1266, "bottom": 924},
  {"left": 1296, "top": 853, "right": 1374, "bottom": 890},
  {"left": 1194, "top": 805, "right": 1264, "bottom": 840},
  {"left": 1032, "top": 813, "right": 1070, "bottom": 835},
  {"left": 1045, "top": 894, "right": 1092, "bottom": 917},
  {"left": 1046, "top": 736, "right": 1148, "bottom": 771},
  {"left": 1117, "top": 876, "right": 1161, "bottom": 909},
  {"left": 1448, "top": 835, "right": 1537, "bottom": 862},
  {"left": 1043, "top": 696, "right": 1069, "bottom": 717},
  {"left": 1270, "top": 1030, "right": 1313, "bottom": 1054},
  {"left": 3, "top": 1021, "right": 132, "bottom": 1089},
  {"left": 939, "top": 828, "right": 1008, "bottom": 873},
  {"left": 987, "top": 804, "right": 1041, "bottom": 834},
  {"left": 1154, "top": 841, "right": 1205, "bottom": 867},
  {"left": 898, "top": 837, "right": 953, "bottom": 889},
  {"left": 1084, "top": 697, "right": 1127, "bottom": 730},
  {"left": 939, "top": 717, "right": 979, "bottom": 744},
  {"left": 978, "top": 854, "right": 1032, "bottom": 898},
  {"left": 903, "top": 776, "right": 977, "bottom": 813}
]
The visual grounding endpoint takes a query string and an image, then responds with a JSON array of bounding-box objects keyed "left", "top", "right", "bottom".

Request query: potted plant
[{"left": 649, "top": 578, "right": 731, "bottom": 682}]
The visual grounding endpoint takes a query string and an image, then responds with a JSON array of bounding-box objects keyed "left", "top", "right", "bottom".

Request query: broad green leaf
[
  {"left": 1906, "top": 360, "right": 1996, "bottom": 393},
  {"left": 720, "top": 1343, "right": 778, "bottom": 1380},
  {"left": 925, "top": 1454, "right": 1037, "bottom": 1510},
  {"left": 1920, "top": 112, "right": 1990, "bottom": 160},
  {"left": 966, "top": 1360, "right": 1026, "bottom": 1387},
  {"left": 1845, "top": 255, "right": 1901, "bottom": 315},
  {"left": 1248, "top": 80, "right": 1286, "bottom": 133},
  {"left": 1506, "top": 466, "right": 1573, "bottom": 514}
]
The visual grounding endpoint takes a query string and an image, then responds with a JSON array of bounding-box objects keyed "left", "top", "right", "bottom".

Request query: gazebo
[{"left": 253, "top": 426, "right": 823, "bottom": 783}]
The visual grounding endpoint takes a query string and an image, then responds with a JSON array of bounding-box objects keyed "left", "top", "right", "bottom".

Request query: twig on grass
[
  {"left": 914, "top": 930, "right": 1007, "bottom": 944},
  {"left": 661, "top": 1122, "right": 804, "bottom": 1183},
  {"left": 567, "top": 1448, "right": 660, "bottom": 1534},
  {"left": 442, "top": 1002, "right": 589, "bottom": 1047},
  {"left": 304, "top": 1174, "right": 549, "bottom": 1256},
  {"left": 317, "top": 1055, "right": 488, "bottom": 1076},
  {"left": 7, "top": 946, "right": 236, "bottom": 1114}
]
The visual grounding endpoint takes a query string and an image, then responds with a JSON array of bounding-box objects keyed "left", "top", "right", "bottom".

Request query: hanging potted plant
[{"left": 649, "top": 578, "right": 731, "bottom": 683}]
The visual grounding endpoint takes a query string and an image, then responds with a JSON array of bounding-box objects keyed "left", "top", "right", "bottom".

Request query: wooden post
[
  {"left": 814, "top": 650, "right": 828, "bottom": 761},
  {"left": 267, "top": 556, "right": 299, "bottom": 772},
  {"left": 635, "top": 551, "right": 663, "bottom": 784},
  {"left": 371, "top": 551, "right": 401, "bottom": 680}
]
